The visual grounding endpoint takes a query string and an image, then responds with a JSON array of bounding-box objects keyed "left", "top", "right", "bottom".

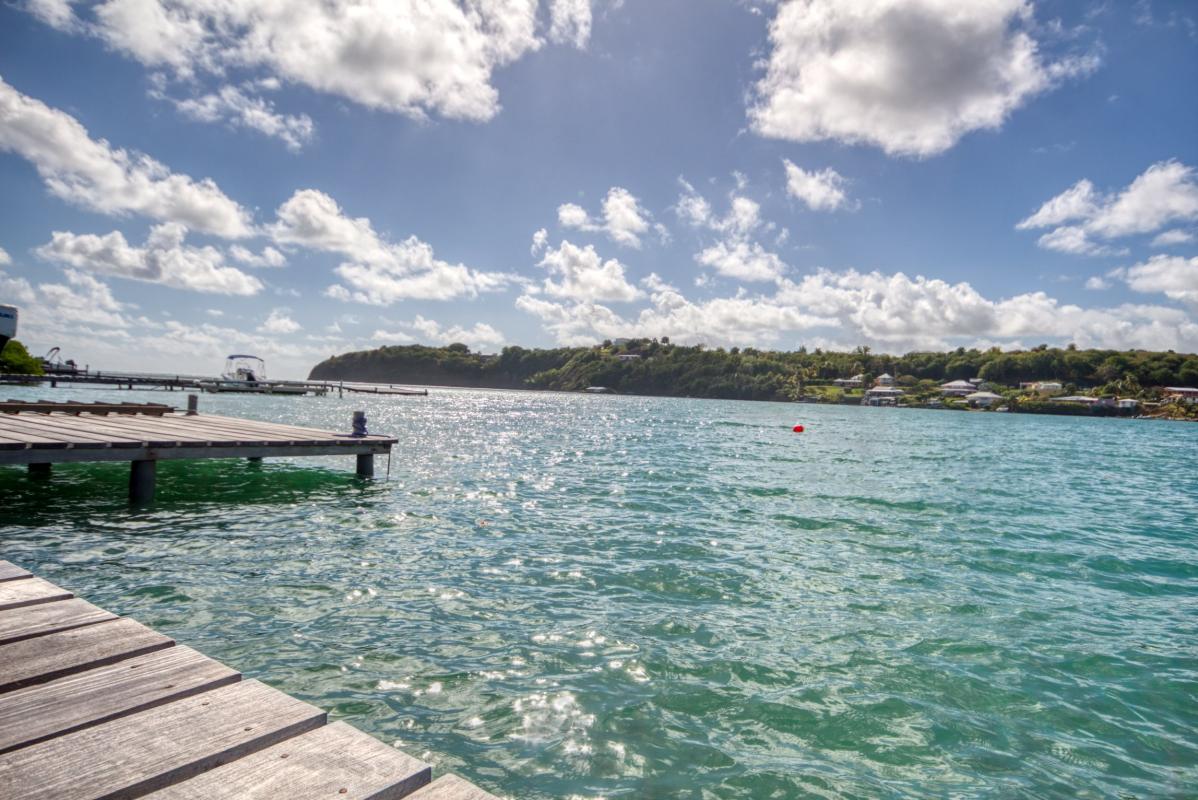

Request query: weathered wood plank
[
  {"left": 0, "top": 597, "right": 117, "bottom": 645},
  {"left": 0, "top": 401, "right": 175, "bottom": 415},
  {"left": 99, "top": 416, "right": 272, "bottom": 446},
  {"left": 67, "top": 415, "right": 217, "bottom": 446},
  {"left": 20, "top": 415, "right": 167, "bottom": 446},
  {"left": 0, "top": 561, "right": 31, "bottom": 583},
  {"left": 0, "top": 421, "right": 73, "bottom": 447},
  {"left": 0, "top": 645, "right": 240, "bottom": 754},
  {"left": 143, "top": 721, "right": 431, "bottom": 800},
  {"left": 0, "top": 617, "right": 174, "bottom": 693},
  {"left": 0, "top": 577, "right": 73, "bottom": 612},
  {"left": 0, "top": 415, "right": 149, "bottom": 446},
  {"left": 403, "top": 775, "right": 502, "bottom": 800},
  {"left": 0, "top": 416, "right": 117, "bottom": 447},
  {"left": 0, "top": 679, "right": 325, "bottom": 800}
]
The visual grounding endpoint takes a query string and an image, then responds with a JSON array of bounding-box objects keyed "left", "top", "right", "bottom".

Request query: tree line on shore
[
  {"left": 0, "top": 340, "right": 43, "bottom": 375},
  {"left": 308, "top": 339, "right": 1198, "bottom": 401}
]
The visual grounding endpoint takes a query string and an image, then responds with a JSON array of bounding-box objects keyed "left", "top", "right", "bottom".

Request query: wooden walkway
[
  {"left": 0, "top": 401, "right": 397, "bottom": 502},
  {"left": 0, "top": 562, "right": 500, "bottom": 800}
]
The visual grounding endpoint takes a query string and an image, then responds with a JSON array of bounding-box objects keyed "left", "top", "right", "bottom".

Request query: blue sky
[{"left": 1, "top": 0, "right": 1196, "bottom": 377}]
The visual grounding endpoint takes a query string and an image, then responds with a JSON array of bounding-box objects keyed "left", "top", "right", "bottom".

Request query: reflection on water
[{"left": 2, "top": 385, "right": 1197, "bottom": 798}]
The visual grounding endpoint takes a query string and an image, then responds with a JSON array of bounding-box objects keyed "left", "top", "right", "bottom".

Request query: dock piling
[
  {"left": 356, "top": 453, "right": 374, "bottom": 478},
  {"left": 129, "top": 459, "right": 157, "bottom": 504},
  {"left": 187, "top": 394, "right": 198, "bottom": 415}
]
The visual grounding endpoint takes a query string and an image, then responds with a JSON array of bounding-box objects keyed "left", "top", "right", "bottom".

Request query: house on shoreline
[
  {"left": 965, "top": 391, "right": 1003, "bottom": 408},
  {"left": 940, "top": 379, "right": 975, "bottom": 397},
  {"left": 833, "top": 373, "right": 865, "bottom": 388},
  {"left": 863, "top": 386, "right": 904, "bottom": 406},
  {"left": 1165, "top": 387, "right": 1198, "bottom": 403}
]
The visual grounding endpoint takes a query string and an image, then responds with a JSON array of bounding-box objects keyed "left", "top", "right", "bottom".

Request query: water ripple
[{"left": 2, "top": 387, "right": 1197, "bottom": 798}]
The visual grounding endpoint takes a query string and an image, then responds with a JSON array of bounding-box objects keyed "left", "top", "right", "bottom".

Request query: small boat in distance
[
  {"left": 223, "top": 354, "right": 266, "bottom": 383},
  {"left": 199, "top": 354, "right": 316, "bottom": 394}
]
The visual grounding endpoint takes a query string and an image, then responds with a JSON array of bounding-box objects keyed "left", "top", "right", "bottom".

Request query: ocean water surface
[{"left": 1, "top": 386, "right": 1196, "bottom": 798}]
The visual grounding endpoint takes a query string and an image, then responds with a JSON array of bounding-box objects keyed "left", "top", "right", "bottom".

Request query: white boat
[
  {"left": 199, "top": 354, "right": 315, "bottom": 394},
  {"left": 0, "top": 305, "right": 16, "bottom": 350},
  {"left": 223, "top": 354, "right": 267, "bottom": 383}
]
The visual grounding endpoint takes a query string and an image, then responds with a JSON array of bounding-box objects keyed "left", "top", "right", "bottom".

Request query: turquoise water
[{"left": 2, "top": 386, "right": 1196, "bottom": 798}]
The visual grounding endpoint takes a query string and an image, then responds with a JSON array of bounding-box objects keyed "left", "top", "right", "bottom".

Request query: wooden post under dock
[
  {"left": 0, "top": 561, "right": 500, "bottom": 799},
  {"left": 0, "top": 401, "right": 396, "bottom": 503}
]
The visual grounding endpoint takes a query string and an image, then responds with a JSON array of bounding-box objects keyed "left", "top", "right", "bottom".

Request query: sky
[{"left": 1, "top": 0, "right": 1196, "bottom": 378}]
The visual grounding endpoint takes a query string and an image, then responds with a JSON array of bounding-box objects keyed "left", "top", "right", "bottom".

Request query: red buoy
[{"left": 793, "top": 424, "right": 804, "bottom": 433}]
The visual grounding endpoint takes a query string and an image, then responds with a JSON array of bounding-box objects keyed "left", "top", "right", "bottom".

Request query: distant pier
[
  {"left": 0, "top": 399, "right": 397, "bottom": 502},
  {"left": 0, "top": 562, "right": 499, "bottom": 799},
  {"left": 0, "top": 367, "right": 429, "bottom": 397}
]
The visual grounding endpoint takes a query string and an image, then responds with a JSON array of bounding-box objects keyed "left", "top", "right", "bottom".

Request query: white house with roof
[
  {"left": 940, "top": 380, "right": 975, "bottom": 397},
  {"left": 833, "top": 374, "right": 865, "bottom": 388},
  {"left": 1117, "top": 398, "right": 1140, "bottom": 410},
  {"left": 875, "top": 373, "right": 895, "bottom": 386},
  {"left": 1165, "top": 387, "right": 1198, "bottom": 403},
  {"left": 863, "top": 386, "right": 904, "bottom": 406},
  {"left": 965, "top": 391, "right": 1003, "bottom": 408}
]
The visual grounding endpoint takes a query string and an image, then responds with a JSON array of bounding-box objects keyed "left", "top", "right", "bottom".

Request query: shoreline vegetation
[
  {"left": 310, "top": 340, "right": 1198, "bottom": 421},
  {"left": 0, "top": 339, "right": 43, "bottom": 376}
]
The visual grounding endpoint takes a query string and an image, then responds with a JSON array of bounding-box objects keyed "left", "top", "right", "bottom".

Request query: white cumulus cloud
[
  {"left": 536, "top": 239, "right": 643, "bottom": 302},
  {"left": 750, "top": 0, "right": 1099, "bottom": 157},
  {"left": 1151, "top": 229, "right": 1195, "bottom": 247},
  {"left": 1118, "top": 255, "right": 1198, "bottom": 307},
  {"left": 548, "top": 0, "right": 593, "bottom": 48},
  {"left": 783, "top": 160, "right": 854, "bottom": 211},
  {"left": 695, "top": 241, "right": 787, "bottom": 282},
  {"left": 269, "top": 189, "right": 512, "bottom": 304},
  {"left": 557, "top": 187, "right": 656, "bottom": 248},
  {"left": 677, "top": 180, "right": 787, "bottom": 282},
  {"left": 229, "top": 245, "right": 286, "bottom": 269},
  {"left": 373, "top": 315, "right": 505, "bottom": 350},
  {"left": 0, "top": 76, "right": 253, "bottom": 238},
  {"left": 1019, "top": 160, "right": 1198, "bottom": 254},
  {"left": 36, "top": 223, "right": 264, "bottom": 295},
  {"left": 259, "top": 308, "right": 301, "bottom": 334},
  {"left": 518, "top": 266, "right": 1198, "bottom": 353},
  {"left": 28, "top": 0, "right": 596, "bottom": 123},
  {"left": 164, "top": 84, "right": 315, "bottom": 152}
]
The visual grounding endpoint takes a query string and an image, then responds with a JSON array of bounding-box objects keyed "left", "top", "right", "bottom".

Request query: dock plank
[
  {"left": 23, "top": 415, "right": 171, "bottom": 446},
  {"left": 108, "top": 416, "right": 273, "bottom": 446},
  {"left": 0, "top": 645, "right": 240, "bottom": 754},
  {"left": 0, "top": 617, "right": 174, "bottom": 693},
  {"left": 0, "top": 577, "right": 73, "bottom": 612},
  {"left": 0, "top": 597, "right": 117, "bottom": 645},
  {"left": 143, "top": 721, "right": 431, "bottom": 800},
  {"left": 69, "top": 415, "right": 219, "bottom": 446},
  {"left": 404, "top": 775, "right": 502, "bottom": 800},
  {"left": 0, "top": 415, "right": 150, "bottom": 446},
  {"left": 0, "top": 561, "right": 31, "bottom": 583},
  {"left": 0, "top": 679, "right": 325, "bottom": 800},
  {"left": 0, "top": 416, "right": 119, "bottom": 447}
]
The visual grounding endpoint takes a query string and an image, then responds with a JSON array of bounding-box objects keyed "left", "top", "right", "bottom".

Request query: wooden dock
[
  {"left": 0, "top": 562, "right": 500, "bottom": 800},
  {"left": 0, "top": 370, "right": 429, "bottom": 397},
  {"left": 0, "top": 400, "right": 397, "bottom": 502}
]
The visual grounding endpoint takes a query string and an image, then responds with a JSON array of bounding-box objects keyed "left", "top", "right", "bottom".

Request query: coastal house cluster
[{"left": 826, "top": 371, "right": 1197, "bottom": 413}]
